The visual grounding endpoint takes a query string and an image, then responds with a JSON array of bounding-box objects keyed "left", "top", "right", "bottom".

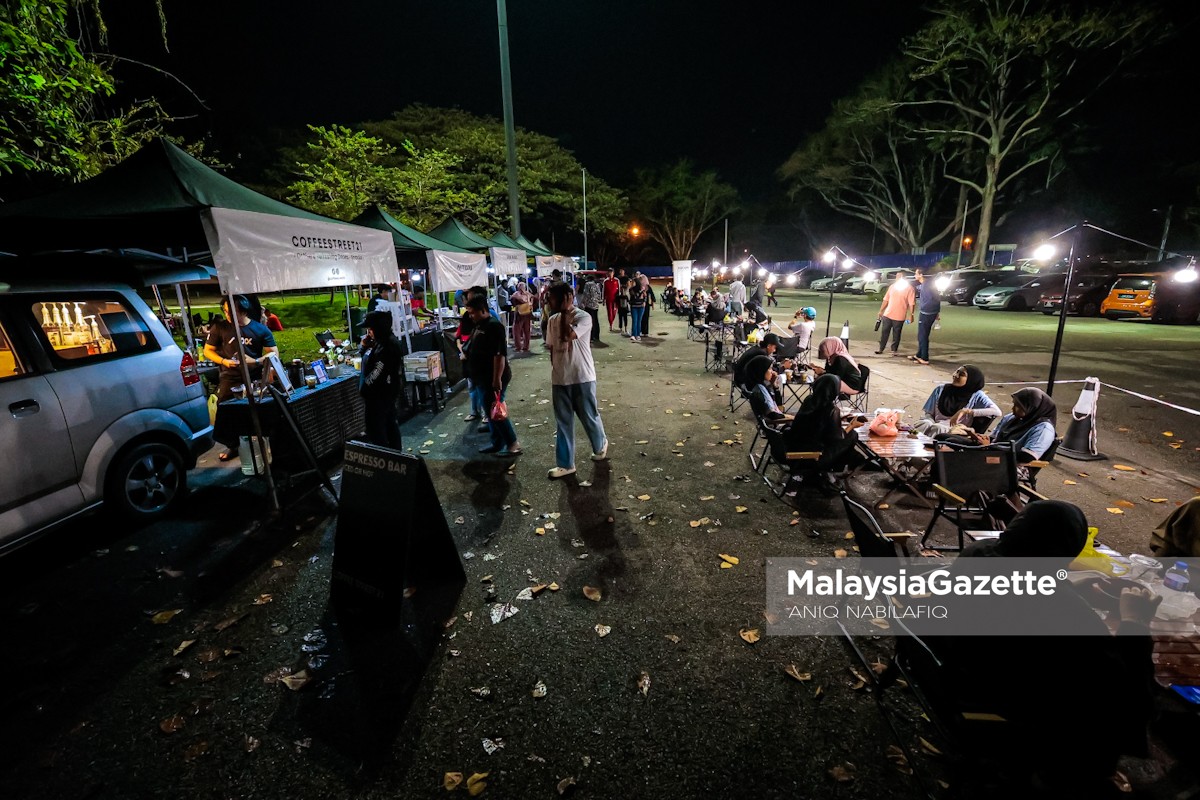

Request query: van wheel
[
  {"left": 107, "top": 442, "right": 185, "bottom": 520},
  {"left": 1081, "top": 301, "right": 1099, "bottom": 317},
  {"left": 1008, "top": 297, "right": 1027, "bottom": 311}
]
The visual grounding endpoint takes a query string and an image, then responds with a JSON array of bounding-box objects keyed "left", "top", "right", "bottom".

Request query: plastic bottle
[
  {"left": 1165, "top": 561, "right": 1191, "bottom": 592},
  {"left": 933, "top": 318, "right": 941, "bottom": 330}
]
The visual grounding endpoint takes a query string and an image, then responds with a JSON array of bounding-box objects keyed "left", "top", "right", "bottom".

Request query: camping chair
[
  {"left": 837, "top": 363, "right": 870, "bottom": 414},
  {"left": 774, "top": 334, "right": 801, "bottom": 366},
  {"left": 757, "top": 421, "right": 822, "bottom": 499},
  {"left": 729, "top": 375, "right": 754, "bottom": 413},
  {"left": 1023, "top": 436, "right": 1062, "bottom": 492},
  {"left": 920, "top": 442, "right": 1048, "bottom": 552},
  {"left": 840, "top": 491, "right": 919, "bottom": 560}
]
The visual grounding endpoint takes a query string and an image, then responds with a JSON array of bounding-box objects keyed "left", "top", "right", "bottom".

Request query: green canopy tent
[
  {"left": 530, "top": 238, "right": 555, "bottom": 256},
  {"left": 427, "top": 217, "right": 502, "bottom": 252}
]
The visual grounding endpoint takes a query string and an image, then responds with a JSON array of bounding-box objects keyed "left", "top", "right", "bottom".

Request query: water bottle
[
  {"left": 1165, "top": 561, "right": 1191, "bottom": 592},
  {"left": 933, "top": 318, "right": 941, "bottom": 330}
]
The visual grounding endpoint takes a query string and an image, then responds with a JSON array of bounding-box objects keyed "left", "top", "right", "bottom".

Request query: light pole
[
  {"left": 496, "top": 0, "right": 521, "bottom": 238},
  {"left": 822, "top": 249, "right": 837, "bottom": 337},
  {"left": 582, "top": 167, "right": 587, "bottom": 270},
  {"left": 1040, "top": 230, "right": 1081, "bottom": 397}
]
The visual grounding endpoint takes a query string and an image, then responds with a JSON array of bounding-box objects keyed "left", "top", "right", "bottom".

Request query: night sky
[{"left": 69, "top": 2, "right": 1200, "bottom": 256}]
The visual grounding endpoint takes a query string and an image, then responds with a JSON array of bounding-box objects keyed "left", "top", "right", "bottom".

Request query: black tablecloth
[{"left": 213, "top": 374, "right": 366, "bottom": 470}]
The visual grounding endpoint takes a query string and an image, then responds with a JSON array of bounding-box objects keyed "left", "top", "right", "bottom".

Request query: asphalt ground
[{"left": 2, "top": 290, "right": 1199, "bottom": 799}]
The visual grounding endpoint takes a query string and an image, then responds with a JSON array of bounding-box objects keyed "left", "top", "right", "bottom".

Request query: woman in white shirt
[{"left": 545, "top": 283, "right": 609, "bottom": 479}]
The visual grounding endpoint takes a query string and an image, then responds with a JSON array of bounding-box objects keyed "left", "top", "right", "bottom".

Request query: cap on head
[
  {"left": 801, "top": 306, "right": 817, "bottom": 319},
  {"left": 761, "top": 333, "right": 780, "bottom": 347}
]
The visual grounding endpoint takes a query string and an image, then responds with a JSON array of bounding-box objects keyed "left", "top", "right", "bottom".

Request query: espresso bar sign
[{"left": 332, "top": 442, "right": 414, "bottom": 606}]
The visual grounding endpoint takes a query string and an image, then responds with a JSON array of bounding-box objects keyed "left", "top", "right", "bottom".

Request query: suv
[
  {"left": 0, "top": 259, "right": 213, "bottom": 552},
  {"left": 972, "top": 273, "right": 1064, "bottom": 311},
  {"left": 945, "top": 269, "right": 1001, "bottom": 305},
  {"left": 810, "top": 271, "right": 853, "bottom": 292}
]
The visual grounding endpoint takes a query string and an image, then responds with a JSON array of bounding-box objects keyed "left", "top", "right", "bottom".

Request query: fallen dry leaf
[
  {"left": 173, "top": 640, "right": 196, "bottom": 657},
  {"left": 664, "top": 634, "right": 681, "bottom": 644},
  {"left": 280, "top": 670, "right": 311, "bottom": 691},
  {"left": 1163, "top": 431, "right": 1175, "bottom": 437},
  {"left": 444, "top": 772, "right": 464, "bottom": 790},
  {"left": 739, "top": 628, "right": 761, "bottom": 644},
  {"left": 535, "top": 527, "right": 546, "bottom": 535},
  {"left": 829, "top": 764, "right": 854, "bottom": 783},
  {"left": 548, "top": 582, "right": 560, "bottom": 591},
  {"left": 870, "top": 619, "right": 890, "bottom": 630},
  {"left": 1114, "top": 464, "right": 1137, "bottom": 471},
  {"left": 784, "top": 664, "right": 812, "bottom": 682},
  {"left": 1106, "top": 507, "right": 1125, "bottom": 515},
  {"left": 635, "top": 440, "right": 649, "bottom": 444},
  {"left": 531, "top": 680, "right": 548, "bottom": 698},
  {"left": 718, "top": 553, "right": 740, "bottom": 565},
  {"left": 1145, "top": 497, "right": 1168, "bottom": 503},
  {"left": 1063, "top": 479, "right": 1077, "bottom": 485},
  {"left": 595, "top": 624, "right": 611, "bottom": 638},
  {"left": 467, "top": 771, "right": 489, "bottom": 796},
  {"left": 1078, "top": 472, "right": 1090, "bottom": 478},
  {"left": 557, "top": 776, "right": 577, "bottom": 795},
  {"left": 182, "top": 740, "right": 209, "bottom": 762},
  {"left": 151, "top": 609, "right": 182, "bottom": 624},
  {"left": 252, "top": 593, "right": 272, "bottom": 605},
  {"left": 735, "top": 506, "right": 748, "bottom": 513},
  {"left": 833, "top": 548, "right": 848, "bottom": 558},
  {"left": 244, "top": 735, "right": 260, "bottom": 753},
  {"left": 159, "top": 714, "right": 185, "bottom": 734},
  {"left": 719, "top": 562, "right": 733, "bottom": 569},
  {"left": 844, "top": 531, "right": 854, "bottom": 540},
  {"left": 583, "top": 586, "right": 602, "bottom": 602},
  {"left": 1115, "top": 500, "right": 1136, "bottom": 508},
  {"left": 689, "top": 520, "right": 702, "bottom": 528},
  {"left": 699, "top": 495, "right": 715, "bottom": 501},
  {"left": 919, "top": 736, "right": 943, "bottom": 756},
  {"left": 637, "top": 494, "right": 651, "bottom": 501},
  {"left": 790, "top": 519, "right": 800, "bottom": 526}
]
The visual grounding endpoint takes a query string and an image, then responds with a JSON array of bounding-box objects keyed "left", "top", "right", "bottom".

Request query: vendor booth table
[{"left": 213, "top": 374, "right": 366, "bottom": 473}]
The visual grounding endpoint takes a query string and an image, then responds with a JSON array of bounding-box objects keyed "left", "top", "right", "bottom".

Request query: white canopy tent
[
  {"left": 491, "top": 247, "right": 528, "bottom": 277},
  {"left": 673, "top": 260, "right": 694, "bottom": 295},
  {"left": 535, "top": 254, "right": 577, "bottom": 277},
  {"left": 426, "top": 249, "right": 489, "bottom": 294}
]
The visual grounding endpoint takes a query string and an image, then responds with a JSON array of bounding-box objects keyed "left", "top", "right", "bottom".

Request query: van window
[
  {"left": 31, "top": 296, "right": 154, "bottom": 362},
  {"left": 0, "top": 321, "right": 27, "bottom": 379},
  {"left": 1112, "top": 277, "right": 1154, "bottom": 292}
]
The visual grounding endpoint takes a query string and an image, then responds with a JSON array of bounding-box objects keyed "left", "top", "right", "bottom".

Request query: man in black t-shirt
[
  {"left": 203, "top": 295, "right": 278, "bottom": 461},
  {"left": 464, "top": 297, "right": 521, "bottom": 456}
]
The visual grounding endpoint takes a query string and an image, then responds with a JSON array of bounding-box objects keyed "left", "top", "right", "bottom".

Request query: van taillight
[{"left": 180, "top": 351, "right": 201, "bottom": 386}]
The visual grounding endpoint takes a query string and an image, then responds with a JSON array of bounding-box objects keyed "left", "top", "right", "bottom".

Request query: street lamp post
[
  {"left": 822, "top": 249, "right": 837, "bottom": 337},
  {"left": 1043, "top": 225, "right": 1083, "bottom": 397}
]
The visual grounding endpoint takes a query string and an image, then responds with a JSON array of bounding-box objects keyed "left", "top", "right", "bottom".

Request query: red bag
[{"left": 490, "top": 399, "right": 509, "bottom": 422}]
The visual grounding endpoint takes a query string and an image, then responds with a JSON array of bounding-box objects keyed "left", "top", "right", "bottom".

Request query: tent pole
[
  {"left": 175, "top": 282, "right": 195, "bottom": 355},
  {"left": 344, "top": 286, "right": 353, "bottom": 342},
  {"left": 225, "top": 291, "right": 281, "bottom": 512}
]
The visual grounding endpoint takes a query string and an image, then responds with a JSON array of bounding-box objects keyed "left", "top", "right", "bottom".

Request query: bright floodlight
[
  {"left": 733, "top": 267, "right": 743, "bottom": 275},
  {"left": 935, "top": 275, "right": 951, "bottom": 292},
  {"left": 863, "top": 271, "right": 876, "bottom": 283},
  {"left": 412, "top": 273, "right": 423, "bottom": 282},
  {"left": 757, "top": 268, "right": 767, "bottom": 277},
  {"left": 1033, "top": 244, "right": 1056, "bottom": 261},
  {"left": 740, "top": 260, "right": 750, "bottom": 270},
  {"left": 1175, "top": 267, "right": 1199, "bottom": 283},
  {"left": 720, "top": 266, "right": 728, "bottom": 274},
  {"left": 842, "top": 258, "right": 854, "bottom": 270},
  {"left": 712, "top": 258, "right": 720, "bottom": 268},
  {"left": 786, "top": 274, "right": 797, "bottom": 285},
  {"left": 823, "top": 250, "right": 837, "bottom": 263}
]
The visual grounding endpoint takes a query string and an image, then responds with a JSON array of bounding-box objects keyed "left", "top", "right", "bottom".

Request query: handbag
[
  {"left": 515, "top": 302, "right": 533, "bottom": 316},
  {"left": 490, "top": 398, "right": 509, "bottom": 422},
  {"left": 868, "top": 409, "right": 900, "bottom": 437}
]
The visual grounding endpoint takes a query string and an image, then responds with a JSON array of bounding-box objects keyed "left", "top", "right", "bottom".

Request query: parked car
[
  {"left": 810, "top": 271, "right": 854, "bottom": 292},
  {"left": 1100, "top": 273, "right": 1167, "bottom": 320},
  {"left": 945, "top": 269, "right": 1004, "bottom": 305},
  {"left": 972, "top": 273, "right": 1063, "bottom": 311},
  {"left": 862, "top": 268, "right": 915, "bottom": 297},
  {"left": 828, "top": 272, "right": 862, "bottom": 293},
  {"left": 0, "top": 256, "right": 214, "bottom": 553},
  {"left": 786, "top": 266, "right": 831, "bottom": 289},
  {"left": 842, "top": 273, "right": 870, "bottom": 295},
  {"left": 1039, "top": 272, "right": 1118, "bottom": 316},
  {"left": 1150, "top": 273, "right": 1200, "bottom": 324}
]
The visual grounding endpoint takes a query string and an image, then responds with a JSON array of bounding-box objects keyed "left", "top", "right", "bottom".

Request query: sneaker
[
  {"left": 591, "top": 440, "right": 609, "bottom": 461},
  {"left": 547, "top": 466, "right": 576, "bottom": 479},
  {"left": 478, "top": 445, "right": 503, "bottom": 454},
  {"left": 873, "top": 349, "right": 884, "bottom": 354}
]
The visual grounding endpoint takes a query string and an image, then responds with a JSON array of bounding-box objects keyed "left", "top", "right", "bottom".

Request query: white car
[{"left": 863, "top": 269, "right": 915, "bottom": 297}]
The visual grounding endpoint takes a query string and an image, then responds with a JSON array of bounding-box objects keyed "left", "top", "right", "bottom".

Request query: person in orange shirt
[{"left": 874, "top": 274, "right": 915, "bottom": 355}]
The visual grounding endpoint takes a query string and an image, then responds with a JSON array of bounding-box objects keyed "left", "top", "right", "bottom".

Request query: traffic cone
[
  {"left": 1059, "top": 377, "right": 1106, "bottom": 461},
  {"left": 840, "top": 320, "right": 850, "bottom": 348}
]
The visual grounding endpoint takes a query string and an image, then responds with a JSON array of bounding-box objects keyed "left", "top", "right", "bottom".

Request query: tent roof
[
  {"left": 0, "top": 138, "right": 345, "bottom": 254},
  {"left": 427, "top": 217, "right": 501, "bottom": 251},
  {"left": 352, "top": 205, "right": 465, "bottom": 252},
  {"left": 530, "top": 237, "right": 555, "bottom": 256},
  {"left": 488, "top": 231, "right": 541, "bottom": 257}
]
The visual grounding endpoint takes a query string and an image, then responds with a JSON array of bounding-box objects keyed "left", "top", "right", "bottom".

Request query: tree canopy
[{"left": 631, "top": 160, "right": 740, "bottom": 261}]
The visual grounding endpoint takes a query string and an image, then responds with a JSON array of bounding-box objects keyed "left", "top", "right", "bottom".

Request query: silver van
[{"left": 0, "top": 260, "right": 213, "bottom": 551}]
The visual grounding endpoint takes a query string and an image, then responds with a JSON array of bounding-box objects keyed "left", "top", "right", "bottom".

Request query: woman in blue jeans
[
  {"left": 545, "top": 283, "right": 608, "bottom": 479},
  {"left": 628, "top": 276, "right": 648, "bottom": 342}
]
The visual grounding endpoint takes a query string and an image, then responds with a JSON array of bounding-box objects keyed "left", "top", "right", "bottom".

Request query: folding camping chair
[
  {"left": 841, "top": 363, "right": 871, "bottom": 414},
  {"left": 757, "top": 421, "right": 823, "bottom": 500},
  {"left": 920, "top": 442, "right": 1047, "bottom": 552},
  {"left": 840, "top": 491, "right": 919, "bottom": 560},
  {"left": 1023, "top": 436, "right": 1062, "bottom": 492},
  {"left": 729, "top": 376, "right": 754, "bottom": 413}
]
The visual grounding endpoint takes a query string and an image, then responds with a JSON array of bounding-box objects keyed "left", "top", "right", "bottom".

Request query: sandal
[{"left": 218, "top": 449, "right": 237, "bottom": 462}]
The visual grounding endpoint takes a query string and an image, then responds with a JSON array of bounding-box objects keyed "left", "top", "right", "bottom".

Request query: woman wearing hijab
[
  {"left": 780, "top": 373, "right": 865, "bottom": 482},
  {"left": 935, "top": 500, "right": 1158, "bottom": 794},
  {"left": 812, "top": 336, "right": 865, "bottom": 395},
  {"left": 913, "top": 365, "right": 1002, "bottom": 436},
  {"left": 628, "top": 276, "right": 648, "bottom": 342},
  {"left": 969, "top": 387, "right": 1057, "bottom": 464},
  {"left": 744, "top": 355, "right": 792, "bottom": 427}
]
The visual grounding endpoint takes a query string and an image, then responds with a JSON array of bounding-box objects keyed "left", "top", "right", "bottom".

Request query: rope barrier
[{"left": 991, "top": 379, "right": 1200, "bottom": 417}]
